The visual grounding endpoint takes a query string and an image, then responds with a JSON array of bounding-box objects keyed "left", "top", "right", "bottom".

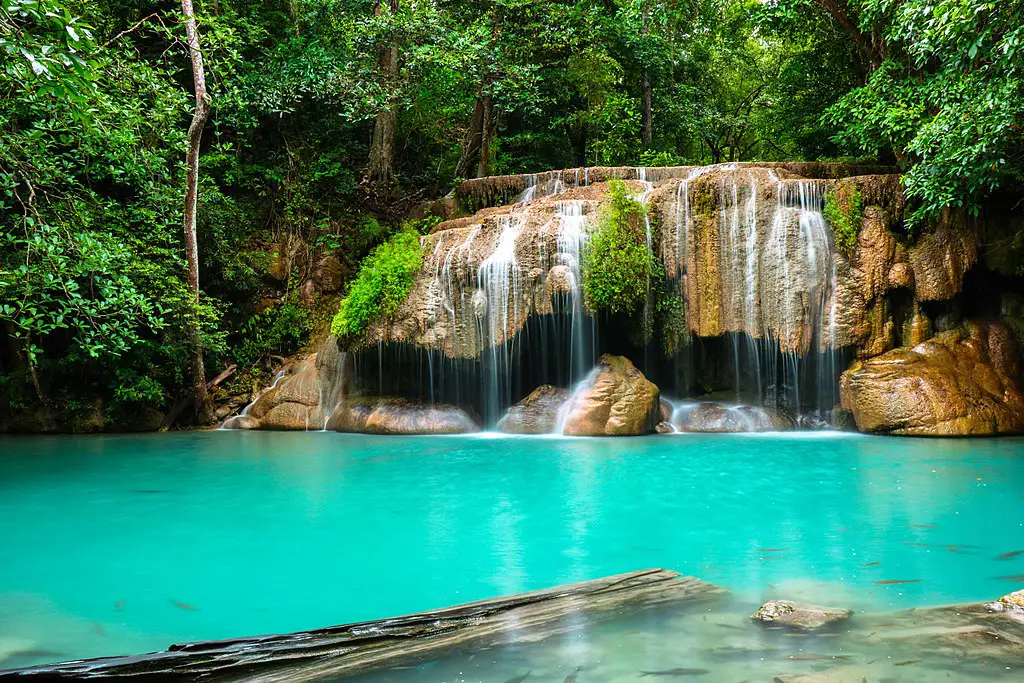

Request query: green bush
[
  {"left": 235, "top": 301, "right": 310, "bottom": 369},
  {"left": 824, "top": 185, "right": 863, "bottom": 256},
  {"left": 583, "top": 180, "right": 660, "bottom": 315},
  {"left": 331, "top": 228, "right": 424, "bottom": 339}
]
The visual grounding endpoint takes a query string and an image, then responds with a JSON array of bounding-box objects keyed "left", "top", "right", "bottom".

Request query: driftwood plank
[{"left": 0, "top": 568, "right": 725, "bottom": 681}]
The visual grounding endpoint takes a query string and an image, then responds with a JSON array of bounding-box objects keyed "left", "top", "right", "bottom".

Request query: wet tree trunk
[
  {"left": 641, "top": 69, "right": 653, "bottom": 148},
  {"left": 181, "top": 0, "right": 210, "bottom": 421},
  {"left": 366, "top": 0, "right": 399, "bottom": 185}
]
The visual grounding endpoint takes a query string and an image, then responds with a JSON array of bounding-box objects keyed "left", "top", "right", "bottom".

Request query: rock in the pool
[
  {"left": 327, "top": 397, "right": 478, "bottom": 435},
  {"left": 674, "top": 402, "right": 794, "bottom": 433},
  {"left": 560, "top": 355, "right": 660, "bottom": 436},
  {"left": 497, "top": 385, "right": 569, "bottom": 434},
  {"left": 840, "top": 321, "right": 1024, "bottom": 435},
  {"left": 752, "top": 600, "right": 852, "bottom": 630},
  {"left": 985, "top": 589, "right": 1024, "bottom": 619}
]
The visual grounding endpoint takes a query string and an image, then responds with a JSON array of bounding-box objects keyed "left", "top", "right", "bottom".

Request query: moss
[
  {"left": 824, "top": 185, "right": 864, "bottom": 256},
  {"left": 582, "top": 180, "right": 661, "bottom": 315},
  {"left": 330, "top": 228, "right": 424, "bottom": 340},
  {"left": 657, "top": 294, "right": 689, "bottom": 357}
]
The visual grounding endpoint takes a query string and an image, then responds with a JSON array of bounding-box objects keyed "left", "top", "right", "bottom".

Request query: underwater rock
[
  {"left": 840, "top": 321, "right": 1024, "bottom": 436},
  {"left": 560, "top": 355, "right": 660, "bottom": 436},
  {"left": 674, "top": 402, "right": 794, "bottom": 433},
  {"left": 752, "top": 600, "right": 852, "bottom": 630},
  {"left": 985, "top": 589, "right": 1024, "bottom": 619},
  {"left": 327, "top": 397, "right": 478, "bottom": 435},
  {"left": 497, "top": 385, "right": 569, "bottom": 434}
]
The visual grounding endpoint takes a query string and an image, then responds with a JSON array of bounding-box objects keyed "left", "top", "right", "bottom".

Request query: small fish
[
  {"left": 504, "top": 672, "right": 530, "bottom": 683},
  {"left": 114, "top": 600, "right": 125, "bottom": 611},
  {"left": 996, "top": 550, "right": 1024, "bottom": 560},
  {"left": 863, "top": 561, "right": 881, "bottom": 567},
  {"left": 895, "top": 660, "right": 921, "bottom": 666},
  {"left": 994, "top": 574, "right": 1024, "bottom": 583},
  {"left": 874, "top": 579, "right": 922, "bottom": 585},
  {"left": 639, "top": 669, "right": 711, "bottom": 677},
  {"left": 170, "top": 600, "right": 199, "bottom": 611},
  {"left": 757, "top": 548, "right": 788, "bottom": 552},
  {"left": 785, "top": 654, "right": 851, "bottom": 661},
  {"left": 716, "top": 623, "right": 743, "bottom": 630},
  {"left": 908, "top": 524, "right": 935, "bottom": 529}
]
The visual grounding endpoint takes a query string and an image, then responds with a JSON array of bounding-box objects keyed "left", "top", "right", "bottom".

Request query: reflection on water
[{"left": 1, "top": 431, "right": 1024, "bottom": 674}]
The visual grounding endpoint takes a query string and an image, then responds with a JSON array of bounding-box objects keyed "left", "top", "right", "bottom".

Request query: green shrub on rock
[
  {"left": 583, "top": 180, "right": 660, "bottom": 315},
  {"left": 330, "top": 228, "right": 424, "bottom": 340},
  {"left": 824, "top": 185, "right": 863, "bottom": 256}
]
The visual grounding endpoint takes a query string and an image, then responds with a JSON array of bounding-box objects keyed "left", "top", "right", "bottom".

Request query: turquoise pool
[{"left": 2, "top": 431, "right": 1024, "bottom": 675}]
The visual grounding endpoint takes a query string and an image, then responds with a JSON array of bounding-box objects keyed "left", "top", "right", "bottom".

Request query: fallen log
[{"left": 0, "top": 569, "right": 725, "bottom": 681}]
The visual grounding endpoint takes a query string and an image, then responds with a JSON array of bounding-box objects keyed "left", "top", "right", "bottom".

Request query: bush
[
  {"left": 331, "top": 228, "right": 424, "bottom": 339},
  {"left": 235, "top": 301, "right": 310, "bottom": 369},
  {"left": 582, "top": 180, "right": 660, "bottom": 315},
  {"left": 824, "top": 185, "right": 863, "bottom": 256}
]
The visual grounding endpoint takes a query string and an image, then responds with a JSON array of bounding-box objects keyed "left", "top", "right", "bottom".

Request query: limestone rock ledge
[
  {"left": 840, "top": 321, "right": 1024, "bottom": 436},
  {"left": 560, "top": 355, "right": 660, "bottom": 436}
]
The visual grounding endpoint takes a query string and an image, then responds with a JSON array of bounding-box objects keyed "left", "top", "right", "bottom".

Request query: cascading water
[{"left": 477, "top": 213, "right": 526, "bottom": 421}]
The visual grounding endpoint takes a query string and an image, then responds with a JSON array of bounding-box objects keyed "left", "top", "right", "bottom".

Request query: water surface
[{"left": 1, "top": 431, "right": 1023, "bottom": 676}]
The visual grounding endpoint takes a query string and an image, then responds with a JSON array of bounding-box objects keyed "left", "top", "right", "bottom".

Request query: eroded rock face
[
  {"left": 327, "top": 397, "right": 478, "bottom": 435},
  {"left": 560, "top": 355, "right": 659, "bottom": 436},
  {"left": 840, "top": 321, "right": 1024, "bottom": 435},
  {"left": 752, "top": 600, "right": 852, "bottom": 631},
  {"left": 986, "top": 589, "right": 1024, "bottom": 620},
  {"left": 497, "top": 385, "right": 569, "bottom": 434},
  {"left": 224, "top": 355, "right": 323, "bottom": 430},
  {"left": 673, "top": 402, "right": 794, "bottom": 433}
]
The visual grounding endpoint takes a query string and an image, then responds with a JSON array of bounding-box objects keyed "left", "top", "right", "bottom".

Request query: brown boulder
[
  {"left": 497, "top": 385, "right": 569, "bottom": 434},
  {"left": 560, "top": 355, "right": 660, "bottom": 436},
  {"left": 327, "top": 397, "right": 478, "bottom": 435},
  {"left": 840, "top": 321, "right": 1024, "bottom": 435},
  {"left": 909, "top": 212, "right": 977, "bottom": 301},
  {"left": 312, "top": 254, "right": 346, "bottom": 293}
]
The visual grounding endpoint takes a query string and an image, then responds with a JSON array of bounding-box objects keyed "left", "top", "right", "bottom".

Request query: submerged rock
[
  {"left": 497, "top": 385, "right": 569, "bottom": 434},
  {"left": 674, "top": 402, "right": 794, "bottom": 433},
  {"left": 560, "top": 355, "right": 660, "bottom": 436},
  {"left": 840, "top": 321, "right": 1024, "bottom": 436},
  {"left": 752, "top": 600, "right": 852, "bottom": 630},
  {"left": 985, "top": 589, "right": 1024, "bottom": 620},
  {"left": 327, "top": 397, "right": 478, "bottom": 435}
]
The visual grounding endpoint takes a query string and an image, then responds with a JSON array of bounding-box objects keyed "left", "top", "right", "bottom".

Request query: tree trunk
[
  {"left": 366, "top": 0, "right": 399, "bottom": 185},
  {"left": 181, "top": 0, "right": 211, "bottom": 422},
  {"left": 477, "top": 94, "right": 493, "bottom": 178},
  {"left": 454, "top": 96, "right": 485, "bottom": 179},
  {"left": 641, "top": 69, "right": 653, "bottom": 148}
]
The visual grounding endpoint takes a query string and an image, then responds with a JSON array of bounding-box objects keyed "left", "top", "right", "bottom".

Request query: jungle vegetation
[{"left": 1, "top": 0, "right": 1022, "bottom": 430}]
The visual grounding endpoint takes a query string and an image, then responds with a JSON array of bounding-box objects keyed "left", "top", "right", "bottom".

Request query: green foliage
[
  {"left": 823, "top": 186, "right": 863, "bottom": 256},
  {"left": 331, "top": 229, "right": 424, "bottom": 339},
  {"left": 823, "top": 0, "right": 1024, "bottom": 225},
  {"left": 657, "top": 294, "right": 689, "bottom": 358},
  {"left": 582, "top": 180, "right": 659, "bottom": 315},
  {"left": 236, "top": 302, "right": 311, "bottom": 369}
]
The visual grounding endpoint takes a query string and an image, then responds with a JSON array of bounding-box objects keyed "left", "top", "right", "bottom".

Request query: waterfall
[
  {"left": 554, "top": 200, "right": 595, "bottom": 382},
  {"left": 477, "top": 213, "right": 526, "bottom": 421}
]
